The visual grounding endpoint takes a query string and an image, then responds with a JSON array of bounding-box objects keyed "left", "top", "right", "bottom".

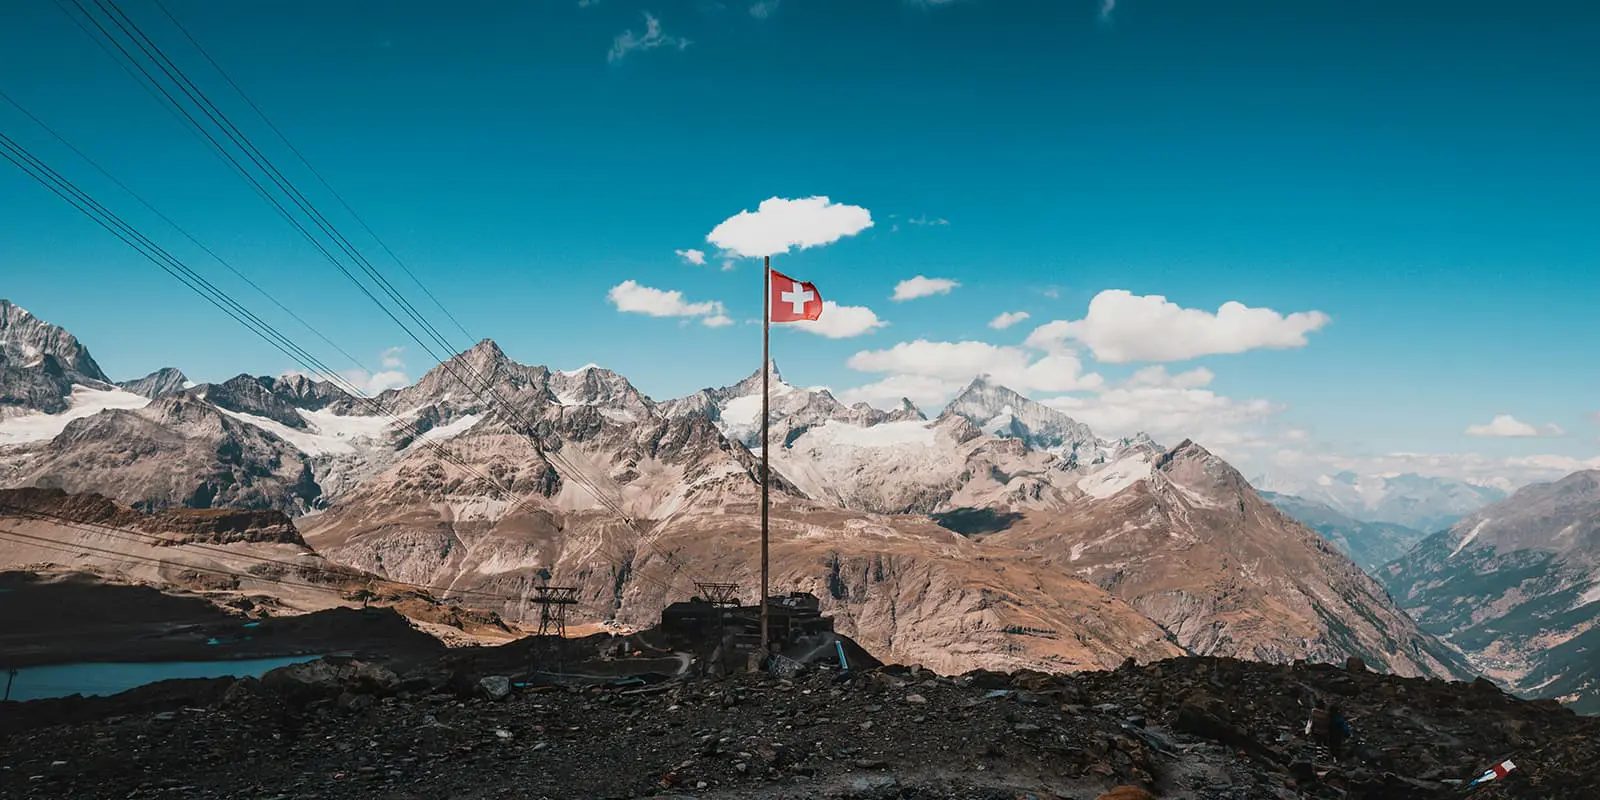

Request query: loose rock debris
[{"left": 1, "top": 655, "right": 1594, "bottom": 799}]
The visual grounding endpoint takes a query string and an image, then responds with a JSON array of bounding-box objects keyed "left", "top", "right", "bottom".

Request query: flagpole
[{"left": 760, "top": 254, "right": 771, "bottom": 662}]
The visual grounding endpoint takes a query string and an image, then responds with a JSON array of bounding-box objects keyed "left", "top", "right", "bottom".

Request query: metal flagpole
[{"left": 760, "top": 254, "right": 771, "bottom": 661}]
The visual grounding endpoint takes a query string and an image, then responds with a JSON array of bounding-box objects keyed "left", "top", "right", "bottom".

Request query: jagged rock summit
[
  {"left": 117, "top": 367, "right": 190, "bottom": 399},
  {"left": 1, "top": 299, "right": 118, "bottom": 417},
  {"left": 942, "top": 374, "right": 1098, "bottom": 460}
]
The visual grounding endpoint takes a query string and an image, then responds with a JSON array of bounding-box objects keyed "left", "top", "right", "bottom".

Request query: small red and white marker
[{"left": 1469, "top": 759, "right": 1516, "bottom": 786}]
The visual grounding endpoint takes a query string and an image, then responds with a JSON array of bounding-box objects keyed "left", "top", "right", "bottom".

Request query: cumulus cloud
[
  {"left": 782, "top": 301, "right": 886, "bottom": 339},
  {"left": 287, "top": 347, "right": 411, "bottom": 396},
  {"left": 844, "top": 339, "right": 1102, "bottom": 406},
  {"left": 607, "top": 12, "right": 689, "bottom": 63},
  {"left": 1040, "top": 376, "right": 1284, "bottom": 455},
  {"left": 989, "top": 311, "right": 1030, "bottom": 330},
  {"left": 836, "top": 374, "right": 958, "bottom": 410},
  {"left": 1025, "top": 289, "right": 1331, "bottom": 363},
  {"left": 675, "top": 248, "right": 707, "bottom": 266},
  {"left": 1124, "top": 365, "right": 1215, "bottom": 389},
  {"left": 607, "top": 280, "right": 728, "bottom": 327},
  {"left": 892, "top": 275, "right": 960, "bottom": 302},
  {"left": 706, "top": 196, "right": 873, "bottom": 258},
  {"left": 1465, "top": 414, "right": 1564, "bottom": 438}
]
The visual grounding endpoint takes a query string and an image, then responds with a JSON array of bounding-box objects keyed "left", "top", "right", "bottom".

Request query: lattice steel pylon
[
  {"left": 694, "top": 582, "right": 741, "bottom": 608},
  {"left": 530, "top": 586, "right": 579, "bottom": 638}
]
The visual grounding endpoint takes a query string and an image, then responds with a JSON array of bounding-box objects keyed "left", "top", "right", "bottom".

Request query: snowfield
[
  {"left": 1077, "top": 453, "right": 1154, "bottom": 499},
  {"left": 805, "top": 419, "right": 936, "bottom": 448},
  {"left": 214, "top": 407, "right": 398, "bottom": 456},
  {"left": 0, "top": 385, "right": 150, "bottom": 445}
]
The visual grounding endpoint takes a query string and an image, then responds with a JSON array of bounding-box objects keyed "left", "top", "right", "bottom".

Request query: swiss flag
[{"left": 769, "top": 268, "right": 823, "bottom": 322}]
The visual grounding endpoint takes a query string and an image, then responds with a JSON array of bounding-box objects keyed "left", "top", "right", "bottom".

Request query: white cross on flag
[{"left": 769, "top": 268, "right": 823, "bottom": 323}]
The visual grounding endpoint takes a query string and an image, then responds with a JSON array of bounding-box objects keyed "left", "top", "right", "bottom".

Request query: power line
[
  {"left": 1, "top": 128, "right": 697, "bottom": 625},
  {"left": 0, "top": 131, "right": 524, "bottom": 508},
  {"left": 38, "top": 0, "right": 715, "bottom": 596},
  {"left": 0, "top": 88, "right": 374, "bottom": 381},
  {"left": 147, "top": 0, "right": 476, "bottom": 344}
]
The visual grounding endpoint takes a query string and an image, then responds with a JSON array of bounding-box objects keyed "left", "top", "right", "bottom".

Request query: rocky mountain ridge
[
  {"left": 1380, "top": 470, "right": 1600, "bottom": 713},
  {"left": 0, "top": 300, "right": 1486, "bottom": 687}
]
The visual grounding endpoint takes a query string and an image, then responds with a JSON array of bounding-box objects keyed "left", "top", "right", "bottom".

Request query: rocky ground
[{"left": 2, "top": 652, "right": 1593, "bottom": 799}]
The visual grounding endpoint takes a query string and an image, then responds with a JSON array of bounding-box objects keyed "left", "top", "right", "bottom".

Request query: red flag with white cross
[{"left": 768, "top": 268, "right": 822, "bottom": 322}]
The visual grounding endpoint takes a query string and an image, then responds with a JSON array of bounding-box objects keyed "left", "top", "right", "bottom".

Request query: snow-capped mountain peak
[{"left": 941, "top": 375, "right": 1097, "bottom": 458}]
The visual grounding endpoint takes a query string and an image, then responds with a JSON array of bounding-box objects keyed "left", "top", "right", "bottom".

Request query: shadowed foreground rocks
[{"left": 1, "top": 655, "right": 1594, "bottom": 799}]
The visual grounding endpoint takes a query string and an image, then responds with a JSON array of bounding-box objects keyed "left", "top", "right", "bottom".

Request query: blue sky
[{"left": 2, "top": 0, "right": 1597, "bottom": 488}]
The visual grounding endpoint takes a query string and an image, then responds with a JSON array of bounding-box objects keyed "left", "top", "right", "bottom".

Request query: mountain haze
[
  {"left": 1262, "top": 490, "right": 1432, "bottom": 573},
  {"left": 0, "top": 300, "right": 1478, "bottom": 682},
  {"left": 1381, "top": 470, "right": 1600, "bottom": 712}
]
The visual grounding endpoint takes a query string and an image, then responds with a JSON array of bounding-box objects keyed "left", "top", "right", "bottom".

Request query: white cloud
[
  {"left": 289, "top": 347, "right": 411, "bottom": 396},
  {"left": 675, "top": 248, "right": 707, "bottom": 266},
  {"left": 844, "top": 339, "right": 1102, "bottom": 405},
  {"left": 356, "top": 368, "right": 410, "bottom": 394},
  {"left": 989, "top": 311, "right": 1030, "bottom": 330},
  {"left": 606, "top": 280, "right": 728, "bottom": 326},
  {"left": 1465, "top": 414, "right": 1564, "bottom": 438},
  {"left": 706, "top": 196, "right": 873, "bottom": 258},
  {"left": 836, "top": 374, "right": 959, "bottom": 411},
  {"left": 1041, "top": 378, "right": 1284, "bottom": 454},
  {"left": 1124, "top": 365, "right": 1215, "bottom": 389},
  {"left": 892, "top": 275, "right": 960, "bottom": 302},
  {"left": 1025, "top": 289, "right": 1331, "bottom": 363},
  {"left": 907, "top": 215, "right": 949, "bottom": 226},
  {"left": 607, "top": 12, "right": 689, "bottom": 63},
  {"left": 749, "top": 0, "right": 779, "bottom": 18},
  {"left": 781, "top": 301, "right": 885, "bottom": 339}
]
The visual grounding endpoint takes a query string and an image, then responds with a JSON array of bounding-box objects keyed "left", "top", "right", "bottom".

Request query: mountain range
[
  {"left": 1254, "top": 468, "right": 1507, "bottom": 533},
  {"left": 1259, "top": 490, "right": 1432, "bottom": 573},
  {"left": 1381, "top": 470, "right": 1600, "bottom": 714},
  {"left": 0, "top": 298, "right": 1494, "bottom": 685}
]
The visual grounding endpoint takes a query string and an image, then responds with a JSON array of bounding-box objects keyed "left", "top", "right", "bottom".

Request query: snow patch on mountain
[
  {"left": 407, "top": 414, "right": 482, "bottom": 449},
  {"left": 807, "top": 419, "right": 936, "bottom": 448},
  {"left": 1077, "top": 452, "right": 1153, "bottom": 499},
  {"left": 214, "top": 407, "right": 397, "bottom": 456},
  {"left": 1577, "top": 572, "right": 1600, "bottom": 608},
  {"left": 1451, "top": 519, "right": 1490, "bottom": 558},
  {"left": 0, "top": 386, "right": 150, "bottom": 444},
  {"left": 719, "top": 382, "right": 800, "bottom": 443}
]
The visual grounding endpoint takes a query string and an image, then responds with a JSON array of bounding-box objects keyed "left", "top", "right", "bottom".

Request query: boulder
[
  {"left": 261, "top": 659, "right": 343, "bottom": 700},
  {"left": 477, "top": 675, "right": 512, "bottom": 701}
]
